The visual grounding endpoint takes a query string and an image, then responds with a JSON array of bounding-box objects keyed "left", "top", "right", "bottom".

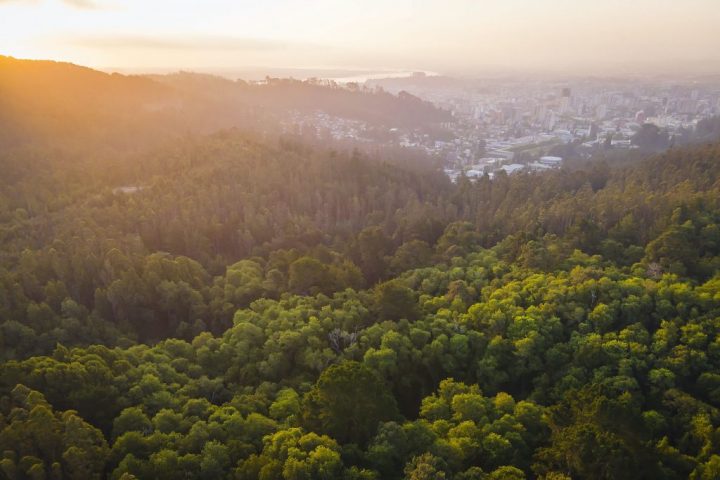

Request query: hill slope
[
  {"left": 1, "top": 139, "right": 720, "bottom": 479},
  {"left": 0, "top": 56, "right": 450, "bottom": 151}
]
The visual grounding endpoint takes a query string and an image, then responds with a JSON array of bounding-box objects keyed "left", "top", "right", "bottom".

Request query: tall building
[
  {"left": 559, "top": 97, "right": 571, "bottom": 115},
  {"left": 559, "top": 87, "right": 572, "bottom": 115},
  {"left": 596, "top": 104, "right": 608, "bottom": 120}
]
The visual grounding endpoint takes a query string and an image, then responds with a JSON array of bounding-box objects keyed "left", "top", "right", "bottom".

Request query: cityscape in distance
[{"left": 274, "top": 72, "right": 720, "bottom": 180}]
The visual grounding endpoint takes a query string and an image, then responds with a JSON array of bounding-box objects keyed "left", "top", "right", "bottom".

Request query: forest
[{"left": 2, "top": 58, "right": 720, "bottom": 480}]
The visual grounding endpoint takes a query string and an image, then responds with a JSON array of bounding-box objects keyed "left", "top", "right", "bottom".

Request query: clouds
[
  {"left": 63, "top": 34, "right": 290, "bottom": 52},
  {"left": 0, "top": 0, "right": 99, "bottom": 9},
  {"left": 2, "top": 0, "right": 720, "bottom": 74},
  {"left": 62, "top": 0, "right": 98, "bottom": 9},
  {"left": 52, "top": 32, "right": 344, "bottom": 71}
]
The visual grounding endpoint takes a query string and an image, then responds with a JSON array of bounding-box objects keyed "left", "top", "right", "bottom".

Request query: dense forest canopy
[{"left": 1, "top": 57, "right": 720, "bottom": 479}]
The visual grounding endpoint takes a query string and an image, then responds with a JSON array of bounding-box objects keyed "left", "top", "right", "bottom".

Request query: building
[
  {"left": 500, "top": 164, "right": 525, "bottom": 175},
  {"left": 528, "top": 162, "right": 553, "bottom": 172},
  {"left": 539, "top": 156, "right": 563, "bottom": 166}
]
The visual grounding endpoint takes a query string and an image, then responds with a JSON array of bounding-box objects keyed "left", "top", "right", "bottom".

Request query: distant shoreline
[
  {"left": 100, "top": 65, "right": 438, "bottom": 83},
  {"left": 327, "top": 71, "right": 438, "bottom": 84}
]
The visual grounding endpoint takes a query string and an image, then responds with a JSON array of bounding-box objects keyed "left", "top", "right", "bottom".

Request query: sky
[{"left": 1, "top": 0, "right": 720, "bottom": 76}]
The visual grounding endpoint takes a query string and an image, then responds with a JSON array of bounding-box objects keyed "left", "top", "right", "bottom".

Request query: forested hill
[
  {"left": 0, "top": 56, "right": 176, "bottom": 150},
  {"left": 1, "top": 137, "right": 720, "bottom": 478},
  {"left": 150, "top": 72, "right": 451, "bottom": 127},
  {"left": 2, "top": 134, "right": 720, "bottom": 352},
  {"left": 0, "top": 56, "right": 450, "bottom": 150},
  {"left": 3, "top": 62, "right": 720, "bottom": 477}
]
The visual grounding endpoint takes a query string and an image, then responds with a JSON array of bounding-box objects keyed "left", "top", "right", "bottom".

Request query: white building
[
  {"left": 539, "top": 156, "right": 563, "bottom": 166},
  {"left": 528, "top": 162, "right": 554, "bottom": 172},
  {"left": 500, "top": 164, "right": 525, "bottom": 175}
]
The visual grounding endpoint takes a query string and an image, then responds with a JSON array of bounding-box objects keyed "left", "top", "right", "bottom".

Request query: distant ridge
[{"left": 0, "top": 56, "right": 450, "bottom": 151}]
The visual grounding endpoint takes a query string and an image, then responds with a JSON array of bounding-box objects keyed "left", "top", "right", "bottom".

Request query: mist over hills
[{"left": 0, "top": 56, "right": 449, "bottom": 151}]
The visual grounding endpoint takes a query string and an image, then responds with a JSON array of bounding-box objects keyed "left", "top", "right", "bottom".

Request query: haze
[{"left": 1, "top": 0, "right": 720, "bottom": 75}]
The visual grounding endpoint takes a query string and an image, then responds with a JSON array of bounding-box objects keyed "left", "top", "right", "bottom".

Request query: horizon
[
  {"left": 5, "top": 55, "right": 720, "bottom": 84},
  {"left": 2, "top": 0, "right": 720, "bottom": 77}
]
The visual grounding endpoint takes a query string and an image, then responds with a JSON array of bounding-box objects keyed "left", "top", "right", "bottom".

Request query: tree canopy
[{"left": 2, "top": 94, "right": 720, "bottom": 477}]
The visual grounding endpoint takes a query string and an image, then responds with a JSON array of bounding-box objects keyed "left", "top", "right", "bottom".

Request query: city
[{"left": 278, "top": 73, "right": 720, "bottom": 181}]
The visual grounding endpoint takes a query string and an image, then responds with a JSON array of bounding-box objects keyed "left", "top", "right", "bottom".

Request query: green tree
[
  {"left": 302, "top": 361, "right": 399, "bottom": 445},
  {"left": 374, "top": 280, "right": 418, "bottom": 321}
]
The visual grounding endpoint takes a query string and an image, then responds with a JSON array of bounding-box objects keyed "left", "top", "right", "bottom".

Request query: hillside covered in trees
[
  {"left": 2, "top": 57, "right": 720, "bottom": 480},
  {"left": 0, "top": 56, "right": 449, "bottom": 151},
  {"left": 2, "top": 129, "right": 720, "bottom": 478}
]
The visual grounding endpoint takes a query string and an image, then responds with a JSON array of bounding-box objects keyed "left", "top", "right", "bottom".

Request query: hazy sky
[{"left": 1, "top": 0, "right": 719, "bottom": 75}]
